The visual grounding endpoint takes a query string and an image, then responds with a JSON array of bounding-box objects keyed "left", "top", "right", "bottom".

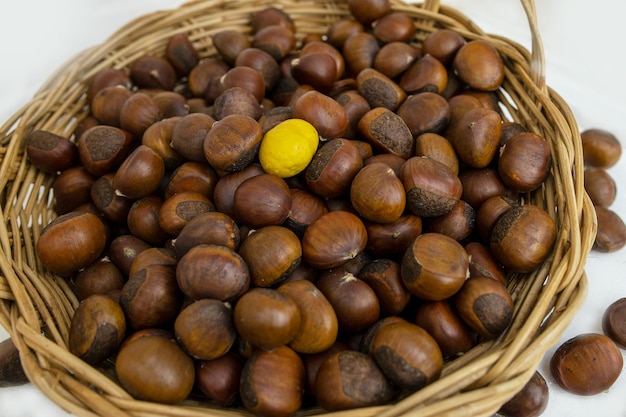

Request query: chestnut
[
  {"left": 0, "top": 338, "right": 29, "bottom": 387},
  {"left": 108, "top": 234, "right": 151, "bottom": 277},
  {"left": 252, "top": 24, "right": 297, "bottom": 61},
  {"left": 174, "top": 299, "right": 236, "bottom": 360},
  {"left": 213, "top": 163, "right": 265, "bottom": 220},
  {"left": 347, "top": 0, "right": 392, "bottom": 25},
  {"left": 73, "top": 258, "right": 125, "bottom": 300},
  {"left": 233, "top": 174, "right": 292, "bottom": 228},
  {"left": 358, "top": 258, "right": 411, "bottom": 316},
  {"left": 415, "top": 132, "right": 458, "bottom": 174},
  {"left": 448, "top": 107, "right": 503, "bottom": 168},
  {"left": 119, "top": 92, "right": 163, "bottom": 137},
  {"left": 277, "top": 279, "right": 339, "bottom": 354},
  {"left": 414, "top": 299, "right": 476, "bottom": 358},
  {"left": 356, "top": 68, "right": 406, "bottom": 111},
  {"left": 284, "top": 188, "right": 328, "bottom": 237},
  {"left": 195, "top": 353, "right": 243, "bottom": 407},
  {"left": 236, "top": 48, "right": 281, "bottom": 92},
  {"left": 36, "top": 211, "right": 107, "bottom": 276},
  {"left": 158, "top": 191, "right": 215, "bottom": 237},
  {"left": 465, "top": 241, "right": 506, "bottom": 284},
  {"left": 77, "top": 125, "right": 136, "bottom": 177},
  {"left": 113, "top": 144, "right": 165, "bottom": 199},
  {"left": 238, "top": 226, "right": 301, "bottom": 288},
  {"left": 292, "top": 90, "right": 348, "bottom": 139},
  {"left": 119, "top": 264, "right": 183, "bottom": 330},
  {"left": 342, "top": 32, "right": 380, "bottom": 77},
  {"left": 302, "top": 210, "right": 368, "bottom": 270},
  {"left": 374, "top": 41, "right": 420, "bottom": 79},
  {"left": 399, "top": 156, "right": 463, "bottom": 217},
  {"left": 164, "top": 161, "right": 219, "bottom": 200},
  {"left": 90, "top": 173, "right": 133, "bottom": 224},
  {"left": 399, "top": 54, "right": 448, "bottom": 95},
  {"left": 233, "top": 288, "right": 301, "bottom": 351},
  {"left": 401, "top": 232, "right": 470, "bottom": 300},
  {"left": 176, "top": 244, "right": 249, "bottom": 301},
  {"left": 498, "top": 370, "right": 549, "bottom": 417},
  {"left": 427, "top": 199, "right": 475, "bottom": 242},
  {"left": 126, "top": 195, "right": 169, "bottom": 246},
  {"left": 490, "top": 204, "right": 557, "bottom": 272},
  {"left": 314, "top": 350, "right": 394, "bottom": 411},
  {"left": 90, "top": 85, "right": 132, "bottom": 127},
  {"left": 459, "top": 167, "right": 508, "bottom": 209},
  {"left": 141, "top": 117, "right": 185, "bottom": 171},
  {"left": 68, "top": 294, "right": 126, "bottom": 365},
  {"left": 25, "top": 129, "right": 78, "bottom": 174},
  {"left": 498, "top": 132, "right": 551, "bottom": 192},
  {"left": 421, "top": 29, "right": 466, "bottom": 66},
  {"left": 170, "top": 112, "right": 216, "bottom": 163},
  {"left": 129, "top": 55, "right": 177, "bottom": 91},
  {"left": 52, "top": 166, "right": 97, "bottom": 215},
  {"left": 212, "top": 29, "right": 251, "bottom": 65},
  {"left": 396, "top": 91, "right": 451, "bottom": 138},
  {"left": 316, "top": 268, "right": 380, "bottom": 333},
  {"left": 239, "top": 346, "right": 305, "bottom": 417},
  {"left": 550, "top": 333, "right": 623, "bottom": 395},
  {"left": 452, "top": 39, "right": 505, "bottom": 91},
  {"left": 86, "top": 68, "right": 131, "bottom": 105},
  {"left": 602, "top": 298, "right": 626, "bottom": 348},
  {"left": 584, "top": 167, "right": 617, "bottom": 207},
  {"left": 127, "top": 246, "right": 178, "bottom": 278},
  {"left": 358, "top": 107, "right": 414, "bottom": 158},
  {"left": 173, "top": 211, "right": 240, "bottom": 257},
  {"left": 371, "top": 320, "right": 443, "bottom": 390},
  {"left": 305, "top": 138, "right": 363, "bottom": 198},
  {"left": 203, "top": 114, "right": 263, "bottom": 172},
  {"left": 454, "top": 276, "right": 513, "bottom": 339},
  {"left": 350, "top": 162, "right": 406, "bottom": 223},
  {"left": 594, "top": 206, "right": 626, "bottom": 252},
  {"left": 115, "top": 334, "right": 195, "bottom": 404},
  {"left": 364, "top": 213, "right": 423, "bottom": 257},
  {"left": 291, "top": 52, "right": 338, "bottom": 93},
  {"left": 372, "top": 12, "right": 416, "bottom": 43},
  {"left": 165, "top": 33, "right": 199, "bottom": 77},
  {"left": 581, "top": 128, "right": 622, "bottom": 168}
]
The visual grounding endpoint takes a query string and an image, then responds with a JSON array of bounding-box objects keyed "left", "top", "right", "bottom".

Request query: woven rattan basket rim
[{"left": 0, "top": 1, "right": 596, "bottom": 416}]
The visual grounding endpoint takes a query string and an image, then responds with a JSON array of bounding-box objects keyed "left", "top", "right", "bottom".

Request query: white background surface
[{"left": 1, "top": 1, "right": 625, "bottom": 416}]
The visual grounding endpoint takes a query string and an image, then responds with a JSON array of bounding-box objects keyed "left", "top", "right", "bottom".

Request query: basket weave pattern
[{"left": 0, "top": 0, "right": 596, "bottom": 416}]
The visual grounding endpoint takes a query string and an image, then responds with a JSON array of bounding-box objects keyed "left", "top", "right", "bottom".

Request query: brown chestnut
[
  {"left": 314, "top": 349, "right": 394, "bottom": 411},
  {"left": 316, "top": 268, "right": 380, "bottom": 333},
  {"left": 68, "top": 294, "right": 126, "bottom": 365},
  {"left": 358, "top": 107, "right": 414, "bottom": 158},
  {"left": 204, "top": 114, "right": 263, "bottom": 172},
  {"left": 452, "top": 39, "right": 505, "bottom": 91},
  {"left": 239, "top": 345, "right": 305, "bottom": 417},
  {"left": 399, "top": 156, "right": 463, "bottom": 217},
  {"left": 174, "top": 299, "right": 236, "bottom": 360},
  {"left": 234, "top": 288, "right": 302, "bottom": 351},
  {"left": 498, "top": 132, "right": 551, "bottom": 192},
  {"left": 238, "top": 226, "right": 301, "bottom": 288},
  {"left": 350, "top": 162, "right": 406, "bottom": 223},
  {"left": 119, "top": 264, "right": 183, "bottom": 330},
  {"left": 0, "top": 338, "right": 29, "bottom": 387},
  {"left": 277, "top": 279, "right": 339, "bottom": 354},
  {"left": 176, "top": 244, "right": 249, "bottom": 301},
  {"left": 113, "top": 144, "right": 165, "bottom": 199},
  {"left": 358, "top": 259, "right": 411, "bottom": 316},
  {"left": 584, "top": 167, "right": 617, "bottom": 207},
  {"left": 115, "top": 334, "right": 195, "bottom": 404},
  {"left": 305, "top": 138, "right": 363, "bottom": 198},
  {"left": 454, "top": 276, "right": 513, "bottom": 339},
  {"left": 581, "top": 128, "right": 622, "bottom": 168},
  {"left": 498, "top": 370, "right": 549, "bottom": 417},
  {"left": 401, "top": 232, "right": 469, "bottom": 300},
  {"left": 550, "top": 333, "right": 623, "bottom": 395},
  {"left": 414, "top": 299, "right": 476, "bottom": 358},
  {"left": 371, "top": 320, "right": 443, "bottom": 390},
  {"left": 26, "top": 130, "right": 78, "bottom": 174},
  {"left": 174, "top": 211, "right": 240, "bottom": 257},
  {"left": 73, "top": 258, "right": 125, "bottom": 300},
  {"left": 602, "top": 298, "right": 626, "bottom": 348},
  {"left": 195, "top": 353, "right": 243, "bottom": 407},
  {"left": 302, "top": 210, "right": 368, "bottom": 270},
  {"left": 594, "top": 206, "right": 626, "bottom": 252},
  {"left": 490, "top": 204, "right": 557, "bottom": 272},
  {"left": 233, "top": 174, "right": 292, "bottom": 228},
  {"left": 36, "top": 211, "right": 107, "bottom": 276}
]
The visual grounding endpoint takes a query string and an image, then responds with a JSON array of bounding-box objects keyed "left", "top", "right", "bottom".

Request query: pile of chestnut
[{"left": 24, "top": 0, "right": 623, "bottom": 416}]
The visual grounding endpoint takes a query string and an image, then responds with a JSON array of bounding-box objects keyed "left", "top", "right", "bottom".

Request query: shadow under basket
[{"left": 0, "top": 0, "right": 596, "bottom": 416}]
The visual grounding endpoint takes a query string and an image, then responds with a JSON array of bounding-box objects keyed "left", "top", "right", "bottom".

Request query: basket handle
[{"left": 520, "top": 0, "right": 547, "bottom": 92}]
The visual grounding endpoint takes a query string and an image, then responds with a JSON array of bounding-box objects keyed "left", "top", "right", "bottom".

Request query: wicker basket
[{"left": 0, "top": 0, "right": 596, "bottom": 416}]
